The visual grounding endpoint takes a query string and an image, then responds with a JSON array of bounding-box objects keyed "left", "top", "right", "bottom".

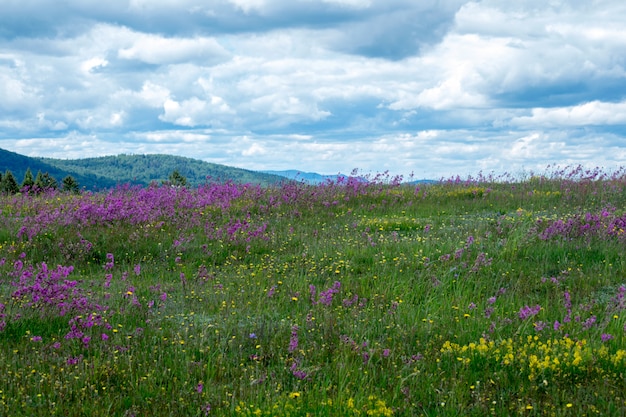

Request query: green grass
[{"left": 1, "top": 176, "right": 626, "bottom": 415}]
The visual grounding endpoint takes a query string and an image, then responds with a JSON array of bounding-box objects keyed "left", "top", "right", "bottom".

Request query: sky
[{"left": 1, "top": 0, "right": 625, "bottom": 179}]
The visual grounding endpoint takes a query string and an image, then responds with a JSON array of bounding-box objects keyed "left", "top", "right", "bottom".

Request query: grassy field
[{"left": 1, "top": 167, "right": 626, "bottom": 416}]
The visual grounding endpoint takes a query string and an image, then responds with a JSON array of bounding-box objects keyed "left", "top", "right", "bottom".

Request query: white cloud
[
  {"left": 135, "top": 82, "right": 171, "bottom": 108},
  {"left": 80, "top": 57, "right": 108, "bottom": 73},
  {"left": 1, "top": 0, "right": 626, "bottom": 178},
  {"left": 118, "top": 34, "right": 230, "bottom": 65},
  {"left": 241, "top": 141, "right": 268, "bottom": 156},
  {"left": 511, "top": 101, "right": 626, "bottom": 127},
  {"left": 0, "top": 74, "right": 37, "bottom": 111},
  {"left": 159, "top": 94, "right": 233, "bottom": 127}
]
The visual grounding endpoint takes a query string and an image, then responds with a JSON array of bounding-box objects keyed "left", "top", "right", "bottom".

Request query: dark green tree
[
  {"left": 167, "top": 169, "right": 188, "bottom": 187},
  {"left": 1, "top": 170, "right": 19, "bottom": 194},
  {"left": 34, "top": 171, "right": 58, "bottom": 191},
  {"left": 61, "top": 175, "right": 80, "bottom": 193},
  {"left": 21, "top": 168, "right": 35, "bottom": 192}
]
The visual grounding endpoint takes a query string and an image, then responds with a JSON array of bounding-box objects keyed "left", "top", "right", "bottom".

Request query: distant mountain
[
  {"left": 264, "top": 170, "right": 436, "bottom": 185},
  {"left": 262, "top": 170, "right": 351, "bottom": 184},
  {"left": 0, "top": 148, "right": 287, "bottom": 190}
]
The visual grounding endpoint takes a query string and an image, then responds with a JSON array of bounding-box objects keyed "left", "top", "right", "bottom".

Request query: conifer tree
[
  {"left": 21, "top": 168, "right": 35, "bottom": 192},
  {"left": 167, "top": 169, "right": 188, "bottom": 187},
  {"left": 62, "top": 175, "right": 80, "bottom": 193},
  {"left": 34, "top": 171, "right": 58, "bottom": 191},
  {"left": 1, "top": 170, "right": 19, "bottom": 194}
]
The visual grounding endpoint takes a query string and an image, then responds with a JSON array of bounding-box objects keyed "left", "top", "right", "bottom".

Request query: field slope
[{"left": 1, "top": 167, "right": 626, "bottom": 416}]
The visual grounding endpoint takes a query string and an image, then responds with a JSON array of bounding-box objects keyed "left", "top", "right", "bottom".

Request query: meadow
[{"left": 1, "top": 166, "right": 626, "bottom": 416}]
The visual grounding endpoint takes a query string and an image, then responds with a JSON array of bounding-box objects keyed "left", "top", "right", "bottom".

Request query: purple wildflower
[
  {"left": 582, "top": 315, "right": 597, "bottom": 330},
  {"left": 267, "top": 285, "right": 276, "bottom": 298},
  {"left": 288, "top": 325, "right": 299, "bottom": 353},
  {"left": 601, "top": 333, "right": 614, "bottom": 342},
  {"left": 518, "top": 305, "right": 541, "bottom": 320}
]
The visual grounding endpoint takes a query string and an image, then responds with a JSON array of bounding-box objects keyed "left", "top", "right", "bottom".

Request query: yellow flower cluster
[{"left": 441, "top": 336, "right": 626, "bottom": 382}]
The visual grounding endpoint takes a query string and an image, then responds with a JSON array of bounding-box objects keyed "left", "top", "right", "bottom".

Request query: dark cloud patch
[
  {"left": 0, "top": 0, "right": 462, "bottom": 60},
  {"left": 493, "top": 77, "right": 626, "bottom": 109},
  {"left": 330, "top": 7, "right": 459, "bottom": 60}
]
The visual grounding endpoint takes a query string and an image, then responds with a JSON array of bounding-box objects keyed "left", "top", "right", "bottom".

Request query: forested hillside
[
  {"left": 1, "top": 148, "right": 286, "bottom": 189},
  {"left": 42, "top": 153, "right": 284, "bottom": 186},
  {"left": 0, "top": 148, "right": 116, "bottom": 190}
]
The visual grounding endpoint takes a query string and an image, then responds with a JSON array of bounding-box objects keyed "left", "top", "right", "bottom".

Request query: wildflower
[
  {"left": 101, "top": 333, "right": 109, "bottom": 341},
  {"left": 582, "top": 315, "right": 597, "bottom": 330},
  {"left": 383, "top": 349, "right": 390, "bottom": 358},
  {"left": 309, "top": 284, "right": 317, "bottom": 304},
  {"left": 563, "top": 291, "right": 572, "bottom": 309},
  {"left": 601, "top": 333, "right": 614, "bottom": 342},
  {"left": 196, "top": 383, "right": 204, "bottom": 394},
  {"left": 518, "top": 305, "right": 541, "bottom": 320},
  {"left": 267, "top": 285, "right": 276, "bottom": 298},
  {"left": 292, "top": 369, "right": 308, "bottom": 380},
  {"left": 31, "top": 335, "right": 42, "bottom": 342},
  {"left": 134, "top": 264, "right": 141, "bottom": 275},
  {"left": 288, "top": 325, "right": 299, "bottom": 353},
  {"left": 104, "top": 253, "right": 114, "bottom": 271},
  {"left": 82, "top": 335, "right": 91, "bottom": 348},
  {"left": 318, "top": 281, "right": 341, "bottom": 306},
  {"left": 289, "top": 392, "right": 301, "bottom": 399},
  {"left": 67, "top": 355, "right": 83, "bottom": 365}
]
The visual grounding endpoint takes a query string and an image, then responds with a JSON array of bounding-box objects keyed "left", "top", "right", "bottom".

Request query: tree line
[
  {"left": 0, "top": 168, "right": 190, "bottom": 195},
  {"left": 0, "top": 168, "right": 80, "bottom": 195}
]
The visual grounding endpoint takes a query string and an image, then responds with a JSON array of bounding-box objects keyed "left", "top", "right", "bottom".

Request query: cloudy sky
[{"left": 1, "top": 0, "right": 625, "bottom": 178}]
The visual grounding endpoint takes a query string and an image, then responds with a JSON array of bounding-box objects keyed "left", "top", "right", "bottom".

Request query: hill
[{"left": 0, "top": 148, "right": 287, "bottom": 189}]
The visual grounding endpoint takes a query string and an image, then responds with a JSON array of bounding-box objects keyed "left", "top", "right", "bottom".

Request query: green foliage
[
  {"left": 21, "top": 168, "right": 34, "bottom": 191},
  {"left": 167, "top": 169, "right": 188, "bottom": 187},
  {"left": 61, "top": 175, "right": 80, "bottom": 193},
  {"left": 34, "top": 171, "right": 58, "bottom": 191},
  {"left": 0, "top": 169, "right": 19, "bottom": 194}
]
